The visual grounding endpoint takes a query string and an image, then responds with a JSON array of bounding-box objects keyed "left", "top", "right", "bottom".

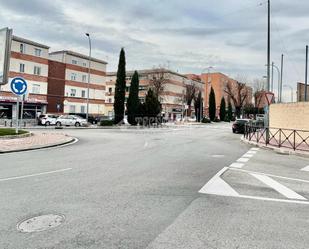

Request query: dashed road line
[
  {"left": 251, "top": 173, "right": 307, "bottom": 200},
  {"left": 229, "top": 162, "right": 244, "bottom": 168},
  {"left": 0, "top": 168, "right": 72, "bottom": 182}
]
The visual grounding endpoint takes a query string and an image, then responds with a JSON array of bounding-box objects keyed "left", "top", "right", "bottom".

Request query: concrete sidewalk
[{"left": 0, "top": 132, "right": 75, "bottom": 153}]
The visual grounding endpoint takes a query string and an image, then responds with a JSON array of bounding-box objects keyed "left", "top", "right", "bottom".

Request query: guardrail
[{"left": 244, "top": 125, "right": 309, "bottom": 152}]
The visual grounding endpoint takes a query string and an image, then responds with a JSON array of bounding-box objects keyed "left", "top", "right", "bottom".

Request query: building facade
[
  {"left": 48, "top": 50, "right": 107, "bottom": 115},
  {"left": 0, "top": 36, "right": 49, "bottom": 120},
  {"left": 297, "top": 82, "right": 309, "bottom": 102},
  {"left": 199, "top": 72, "right": 253, "bottom": 116},
  {"left": 106, "top": 69, "right": 204, "bottom": 120}
]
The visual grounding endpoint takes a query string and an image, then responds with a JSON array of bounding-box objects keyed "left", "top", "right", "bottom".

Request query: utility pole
[
  {"left": 271, "top": 62, "right": 274, "bottom": 92},
  {"left": 280, "top": 54, "right": 284, "bottom": 102},
  {"left": 305, "top": 45, "right": 308, "bottom": 101},
  {"left": 267, "top": 0, "right": 271, "bottom": 92},
  {"left": 85, "top": 33, "right": 91, "bottom": 123}
]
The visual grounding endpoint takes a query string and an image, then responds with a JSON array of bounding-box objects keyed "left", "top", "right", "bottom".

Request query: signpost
[
  {"left": 0, "top": 28, "right": 12, "bottom": 85},
  {"left": 10, "top": 77, "right": 28, "bottom": 134}
]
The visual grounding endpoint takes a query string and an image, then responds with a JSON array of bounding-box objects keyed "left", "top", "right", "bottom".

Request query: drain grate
[{"left": 17, "top": 214, "right": 65, "bottom": 233}]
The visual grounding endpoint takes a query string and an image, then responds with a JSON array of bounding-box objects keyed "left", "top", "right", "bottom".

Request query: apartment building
[
  {"left": 106, "top": 69, "right": 204, "bottom": 120},
  {"left": 0, "top": 35, "right": 49, "bottom": 119},
  {"left": 48, "top": 50, "right": 107, "bottom": 115}
]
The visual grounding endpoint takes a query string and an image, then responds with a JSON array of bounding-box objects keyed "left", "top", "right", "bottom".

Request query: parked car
[
  {"left": 232, "top": 119, "right": 251, "bottom": 134},
  {"left": 56, "top": 115, "right": 88, "bottom": 127},
  {"left": 68, "top": 113, "right": 99, "bottom": 124},
  {"left": 38, "top": 114, "right": 59, "bottom": 126}
]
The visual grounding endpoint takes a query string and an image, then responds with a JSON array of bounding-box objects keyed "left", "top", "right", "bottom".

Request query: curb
[
  {"left": 241, "top": 136, "right": 309, "bottom": 158},
  {"left": 0, "top": 132, "right": 33, "bottom": 140},
  {"left": 0, "top": 137, "right": 77, "bottom": 154}
]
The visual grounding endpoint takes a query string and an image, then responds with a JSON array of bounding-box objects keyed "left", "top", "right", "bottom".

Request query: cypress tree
[
  {"left": 228, "top": 101, "right": 233, "bottom": 121},
  {"left": 127, "top": 71, "right": 140, "bottom": 125},
  {"left": 208, "top": 87, "right": 216, "bottom": 121},
  {"left": 113, "top": 48, "right": 126, "bottom": 124},
  {"left": 145, "top": 89, "right": 161, "bottom": 118},
  {"left": 219, "top": 97, "right": 226, "bottom": 121}
]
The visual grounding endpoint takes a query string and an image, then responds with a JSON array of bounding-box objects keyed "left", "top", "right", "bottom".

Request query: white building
[{"left": 0, "top": 35, "right": 49, "bottom": 120}]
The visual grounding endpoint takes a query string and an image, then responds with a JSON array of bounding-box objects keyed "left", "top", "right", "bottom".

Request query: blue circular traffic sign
[{"left": 10, "top": 77, "right": 28, "bottom": 95}]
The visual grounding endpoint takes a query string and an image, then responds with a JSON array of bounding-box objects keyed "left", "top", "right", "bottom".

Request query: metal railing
[{"left": 244, "top": 124, "right": 309, "bottom": 152}]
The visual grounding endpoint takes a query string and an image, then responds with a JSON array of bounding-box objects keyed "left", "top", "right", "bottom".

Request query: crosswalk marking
[
  {"left": 237, "top": 157, "right": 250, "bottom": 163},
  {"left": 251, "top": 173, "right": 307, "bottom": 200},
  {"left": 229, "top": 162, "right": 244, "bottom": 168}
]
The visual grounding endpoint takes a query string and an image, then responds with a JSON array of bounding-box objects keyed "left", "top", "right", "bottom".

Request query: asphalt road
[{"left": 0, "top": 123, "right": 308, "bottom": 249}]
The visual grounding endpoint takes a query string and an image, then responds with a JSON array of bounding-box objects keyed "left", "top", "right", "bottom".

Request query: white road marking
[
  {"left": 251, "top": 173, "right": 307, "bottom": 200},
  {"left": 231, "top": 194, "right": 309, "bottom": 205},
  {"left": 0, "top": 168, "right": 72, "bottom": 182},
  {"left": 229, "top": 162, "right": 244, "bottom": 168},
  {"left": 237, "top": 157, "right": 250, "bottom": 163},
  {"left": 144, "top": 141, "right": 148, "bottom": 148},
  {"left": 211, "top": 155, "right": 225, "bottom": 158},
  {"left": 242, "top": 153, "right": 254, "bottom": 158},
  {"left": 246, "top": 151, "right": 257, "bottom": 154},
  {"left": 301, "top": 166, "right": 309, "bottom": 172},
  {"left": 199, "top": 167, "right": 239, "bottom": 196},
  {"left": 230, "top": 167, "right": 309, "bottom": 184},
  {"left": 250, "top": 148, "right": 260, "bottom": 151}
]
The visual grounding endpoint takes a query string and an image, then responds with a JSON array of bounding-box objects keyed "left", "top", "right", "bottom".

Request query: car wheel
[
  {"left": 56, "top": 122, "right": 61, "bottom": 127},
  {"left": 75, "top": 122, "right": 81, "bottom": 127},
  {"left": 45, "top": 121, "right": 50, "bottom": 126}
]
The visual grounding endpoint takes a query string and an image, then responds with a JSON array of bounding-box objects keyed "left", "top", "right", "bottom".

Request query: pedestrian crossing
[{"left": 199, "top": 147, "right": 309, "bottom": 205}]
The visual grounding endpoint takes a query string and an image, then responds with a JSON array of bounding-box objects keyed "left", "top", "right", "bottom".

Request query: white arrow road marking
[
  {"left": 0, "top": 168, "right": 72, "bottom": 182},
  {"left": 199, "top": 167, "right": 239, "bottom": 196},
  {"left": 251, "top": 173, "right": 307, "bottom": 200},
  {"left": 301, "top": 166, "right": 309, "bottom": 172}
]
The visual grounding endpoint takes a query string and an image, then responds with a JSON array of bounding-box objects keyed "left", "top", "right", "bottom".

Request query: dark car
[
  {"left": 68, "top": 113, "right": 99, "bottom": 124},
  {"left": 232, "top": 119, "right": 250, "bottom": 134}
]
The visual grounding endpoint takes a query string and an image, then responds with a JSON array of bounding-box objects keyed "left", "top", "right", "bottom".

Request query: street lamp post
[
  {"left": 201, "top": 66, "right": 213, "bottom": 116},
  {"left": 283, "top": 85, "right": 293, "bottom": 102},
  {"left": 272, "top": 63, "right": 281, "bottom": 102},
  {"left": 85, "top": 33, "right": 91, "bottom": 123}
]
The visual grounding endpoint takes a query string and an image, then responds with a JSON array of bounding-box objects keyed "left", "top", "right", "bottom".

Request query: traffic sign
[
  {"left": 10, "top": 77, "right": 28, "bottom": 95},
  {"left": 264, "top": 92, "right": 275, "bottom": 105}
]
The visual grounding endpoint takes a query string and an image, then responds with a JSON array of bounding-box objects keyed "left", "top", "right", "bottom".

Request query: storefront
[{"left": 0, "top": 95, "right": 47, "bottom": 120}]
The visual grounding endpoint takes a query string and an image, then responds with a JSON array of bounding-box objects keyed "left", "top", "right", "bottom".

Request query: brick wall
[
  {"left": 47, "top": 60, "right": 66, "bottom": 113},
  {"left": 270, "top": 102, "right": 309, "bottom": 130}
]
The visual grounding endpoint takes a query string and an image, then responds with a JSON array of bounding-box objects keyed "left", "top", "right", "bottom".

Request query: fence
[
  {"left": 0, "top": 119, "right": 38, "bottom": 127},
  {"left": 244, "top": 124, "right": 309, "bottom": 152}
]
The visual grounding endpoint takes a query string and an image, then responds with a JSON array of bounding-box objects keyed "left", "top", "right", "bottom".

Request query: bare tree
[
  {"left": 149, "top": 68, "right": 169, "bottom": 99},
  {"left": 224, "top": 79, "right": 249, "bottom": 118},
  {"left": 252, "top": 78, "right": 266, "bottom": 108},
  {"left": 184, "top": 81, "right": 199, "bottom": 116}
]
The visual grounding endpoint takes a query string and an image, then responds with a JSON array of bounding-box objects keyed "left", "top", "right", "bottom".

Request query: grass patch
[{"left": 0, "top": 128, "right": 28, "bottom": 136}]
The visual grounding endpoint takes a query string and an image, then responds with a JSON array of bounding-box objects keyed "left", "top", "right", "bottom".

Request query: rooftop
[
  {"left": 49, "top": 50, "right": 108, "bottom": 64},
  {"left": 13, "top": 35, "right": 50, "bottom": 49}
]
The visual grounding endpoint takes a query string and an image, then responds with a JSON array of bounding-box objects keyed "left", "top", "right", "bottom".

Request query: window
[
  {"left": 71, "top": 73, "right": 77, "bottom": 81},
  {"left": 139, "top": 97, "right": 145, "bottom": 103},
  {"left": 108, "top": 87, "right": 112, "bottom": 93},
  {"left": 82, "top": 75, "right": 87, "bottom": 82},
  {"left": 72, "top": 60, "right": 77, "bottom": 65},
  {"left": 32, "top": 84, "right": 40, "bottom": 94},
  {"left": 19, "top": 63, "right": 25, "bottom": 73},
  {"left": 34, "top": 66, "right": 41, "bottom": 75},
  {"left": 139, "top": 86, "right": 147, "bottom": 91},
  {"left": 125, "top": 86, "right": 130, "bottom": 92},
  {"left": 34, "top": 48, "right": 41, "bottom": 57},
  {"left": 82, "top": 62, "right": 87, "bottom": 67},
  {"left": 70, "top": 89, "right": 76, "bottom": 97},
  {"left": 20, "top": 43, "right": 25, "bottom": 53},
  {"left": 81, "top": 106, "right": 85, "bottom": 113},
  {"left": 81, "top": 90, "right": 86, "bottom": 98},
  {"left": 108, "top": 98, "right": 112, "bottom": 103},
  {"left": 69, "top": 105, "right": 76, "bottom": 113}
]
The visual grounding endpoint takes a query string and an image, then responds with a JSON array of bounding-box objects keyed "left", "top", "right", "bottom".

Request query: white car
[
  {"left": 55, "top": 115, "right": 88, "bottom": 127},
  {"left": 38, "top": 114, "right": 59, "bottom": 126}
]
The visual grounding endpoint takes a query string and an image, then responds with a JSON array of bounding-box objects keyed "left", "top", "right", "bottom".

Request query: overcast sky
[{"left": 1, "top": 0, "right": 308, "bottom": 101}]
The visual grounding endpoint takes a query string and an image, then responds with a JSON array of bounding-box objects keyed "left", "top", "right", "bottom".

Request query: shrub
[
  {"left": 213, "top": 117, "right": 221, "bottom": 122},
  {"left": 100, "top": 120, "right": 114, "bottom": 126}
]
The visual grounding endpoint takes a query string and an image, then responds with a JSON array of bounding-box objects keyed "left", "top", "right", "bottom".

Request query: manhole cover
[{"left": 17, "top": 214, "right": 65, "bottom": 233}]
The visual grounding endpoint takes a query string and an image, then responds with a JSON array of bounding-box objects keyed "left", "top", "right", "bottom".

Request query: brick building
[
  {"left": 297, "top": 82, "right": 309, "bottom": 102},
  {"left": 0, "top": 35, "right": 49, "bottom": 120},
  {"left": 106, "top": 69, "right": 204, "bottom": 120},
  {"left": 48, "top": 50, "right": 107, "bottom": 115}
]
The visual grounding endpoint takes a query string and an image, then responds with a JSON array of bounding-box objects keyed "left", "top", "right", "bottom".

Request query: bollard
[
  {"left": 10, "top": 121, "right": 12, "bottom": 127},
  {"left": 4, "top": 121, "right": 6, "bottom": 127}
]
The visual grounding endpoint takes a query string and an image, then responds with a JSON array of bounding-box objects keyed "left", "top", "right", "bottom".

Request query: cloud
[{"left": 0, "top": 0, "right": 308, "bottom": 89}]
